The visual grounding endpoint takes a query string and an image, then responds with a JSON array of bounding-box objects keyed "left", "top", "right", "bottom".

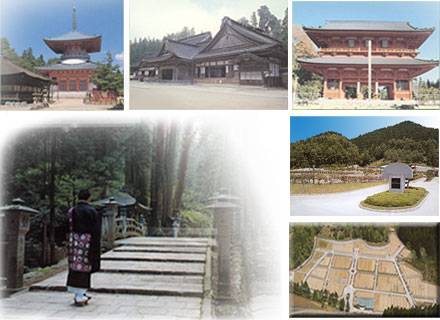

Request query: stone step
[
  {"left": 115, "top": 237, "right": 210, "bottom": 248},
  {"left": 100, "top": 259, "right": 205, "bottom": 276},
  {"left": 2, "top": 290, "right": 202, "bottom": 319},
  {"left": 101, "top": 251, "right": 206, "bottom": 263},
  {"left": 30, "top": 271, "right": 204, "bottom": 297},
  {"left": 114, "top": 245, "right": 207, "bottom": 254}
]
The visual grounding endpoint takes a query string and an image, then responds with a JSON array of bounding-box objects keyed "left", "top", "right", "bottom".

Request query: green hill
[
  {"left": 290, "top": 132, "right": 360, "bottom": 168},
  {"left": 290, "top": 121, "right": 439, "bottom": 169}
]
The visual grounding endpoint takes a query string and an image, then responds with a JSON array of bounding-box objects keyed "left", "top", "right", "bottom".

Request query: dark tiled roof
[
  {"left": 166, "top": 40, "right": 207, "bottom": 60},
  {"left": 35, "top": 62, "right": 98, "bottom": 70},
  {"left": 195, "top": 43, "right": 280, "bottom": 59},
  {"left": 307, "top": 20, "right": 434, "bottom": 32},
  {"left": 44, "top": 30, "right": 101, "bottom": 41},
  {"left": 179, "top": 32, "right": 212, "bottom": 45},
  {"left": 91, "top": 194, "right": 136, "bottom": 207},
  {"left": 297, "top": 57, "right": 439, "bottom": 66},
  {"left": 1, "top": 59, "right": 51, "bottom": 81}
]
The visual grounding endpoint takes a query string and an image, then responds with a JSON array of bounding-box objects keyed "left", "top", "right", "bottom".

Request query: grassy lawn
[
  {"left": 291, "top": 182, "right": 386, "bottom": 195},
  {"left": 360, "top": 187, "right": 428, "bottom": 210}
]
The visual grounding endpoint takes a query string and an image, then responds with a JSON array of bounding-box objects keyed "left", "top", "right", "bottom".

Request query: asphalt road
[
  {"left": 291, "top": 178, "right": 439, "bottom": 216},
  {"left": 130, "top": 82, "right": 287, "bottom": 110}
]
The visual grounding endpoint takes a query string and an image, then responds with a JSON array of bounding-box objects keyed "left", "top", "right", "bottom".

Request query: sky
[
  {"left": 290, "top": 116, "right": 440, "bottom": 142},
  {"left": 292, "top": 1, "right": 440, "bottom": 81},
  {"left": 130, "top": 0, "right": 287, "bottom": 41},
  {"left": 0, "top": 0, "right": 123, "bottom": 65}
]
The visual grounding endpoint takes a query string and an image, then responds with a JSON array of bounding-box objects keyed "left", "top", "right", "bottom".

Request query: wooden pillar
[
  {"left": 375, "top": 81, "right": 379, "bottom": 98},
  {"left": 339, "top": 77, "right": 343, "bottom": 99},
  {"left": 323, "top": 77, "right": 328, "bottom": 99},
  {"left": 409, "top": 78, "right": 412, "bottom": 100},
  {"left": 393, "top": 80, "right": 397, "bottom": 100}
]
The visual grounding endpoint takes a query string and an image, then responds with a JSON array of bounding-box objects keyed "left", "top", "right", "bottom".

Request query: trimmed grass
[
  {"left": 291, "top": 182, "right": 386, "bottom": 195},
  {"left": 360, "top": 187, "right": 428, "bottom": 210}
]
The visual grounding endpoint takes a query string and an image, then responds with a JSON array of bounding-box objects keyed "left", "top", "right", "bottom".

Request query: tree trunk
[
  {"left": 49, "top": 130, "right": 57, "bottom": 265},
  {"left": 163, "top": 121, "right": 178, "bottom": 223},
  {"left": 150, "top": 122, "right": 166, "bottom": 233},
  {"left": 173, "top": 124, "right": 194, "bottom": 213}
]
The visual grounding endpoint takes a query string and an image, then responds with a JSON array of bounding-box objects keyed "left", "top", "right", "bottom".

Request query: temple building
[
  {"left": 137, "top": 17, "right": 287, "bottom": 87},
  {"left": 35, "top": 8, "right": 101, "bottom": 93},
  {"left": 1, "top": 59, "right": 51, "bottom": 103},
  {"left": 297, "top": 21, "right": 439, "bottom": 100}
]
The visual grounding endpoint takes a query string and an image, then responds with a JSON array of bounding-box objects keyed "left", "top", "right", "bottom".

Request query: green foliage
[
  {"left": 290, "top": 225, "right": 322, "bottom": 269},
  {"left": 290, "top": 132, "right": 360, "bottom": 169},
  {"left": 180, "top": 210, "right": 212, "bottom": 229},
  {"left": 362, "top": 187, "right": 427, "bottom": 208},
  {"left": 397, "top": 225, "right": 439, "bottom": 283},
  {"left": 89, "top": 52, "right": 123, "bottom": 94},
  {"left": 318, "top": 225, "right": 389, "bottom": 244},
  {"left": 291, "top": 121, "right": 439, "bottom": 169},
  {"left": 383, "top": 304, "right": 439, "bottom": 317}
]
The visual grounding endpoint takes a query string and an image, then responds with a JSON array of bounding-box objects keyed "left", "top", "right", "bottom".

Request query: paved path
[
  {"left": 130, "top": 82, "right": 287, "bottom": 110},
  {"left": 291, "top": 178, "right": 438, "bottom": 216},
  {"left": 0, "top": 99, "right": 117, "bottom": 111},
  {"left": 1, "top": 237, "right": 210, "bottom": 319}
]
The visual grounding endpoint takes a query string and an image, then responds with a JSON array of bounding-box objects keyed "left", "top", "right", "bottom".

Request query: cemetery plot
[
  {"left": 319, "top": 255, "right": 331, "bottom": 267},
  {"left": 376, "top": 275, "right": 405, "bottom": 293},
  {"left": 331, "top": 255, "right": 352, "bottom": 269},
  {"left": 293, "top": 272, "right": 306, "bottom": 284},
  {"left": 307, "top": 276, "right": 325, "bottom": 291},
  {"left": 317, "top": 239, "right": 333, "bottom": 250},
  {"left": 354, "top": 273, "right": 375, "bottom": 289},
  {"left": 406, "top": 277, "right": 439, "bottom": 300},
  {"left": 357, "top": 258, "right": 376, "bottom": 272},
  {"left": 326, "top": 270, "right": 349, "bottom": 296},
  {"left": 378, "top": 261, "right": 398, "bottom": 275},
  {"left": 310, "top": 266, "right": 328, "bottom": 280},
  {"left": 374, "top": 293, "right": 411, "bottom": 312},
  {"left": 399, "top": 262, "right": 422, "bottom": 278}
]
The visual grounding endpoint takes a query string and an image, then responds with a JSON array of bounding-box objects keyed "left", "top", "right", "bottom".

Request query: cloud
[{"left": 115, "top": 52, "right": 124, "bottom": 62}]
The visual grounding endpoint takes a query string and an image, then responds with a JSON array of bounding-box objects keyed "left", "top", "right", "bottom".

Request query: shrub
[{"left": 362, "top": 187, "right": 427, "bottom": 208}]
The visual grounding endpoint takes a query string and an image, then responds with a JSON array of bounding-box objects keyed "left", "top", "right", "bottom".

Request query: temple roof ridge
[{"left": 307, "top": 20, "right": 435, "bottom": 32}]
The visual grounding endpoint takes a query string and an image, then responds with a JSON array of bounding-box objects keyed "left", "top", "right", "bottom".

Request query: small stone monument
[{"left": 382, "top": 163, "right": 413, "bottom": 193}]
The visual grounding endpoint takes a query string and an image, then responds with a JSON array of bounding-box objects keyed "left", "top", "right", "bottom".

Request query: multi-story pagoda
[
  {"left": 297, "top": 21, "right": 439, "bottom": 100},
  {"left": 35, "top": 8, "right": 101, "bottom": 92},
  {"left": 137, "top": 17, "right": 287, "bottom": 87}
]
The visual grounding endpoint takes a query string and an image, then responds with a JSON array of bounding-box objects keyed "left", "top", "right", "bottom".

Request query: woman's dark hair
[{"left": 78, "top": 189, "right": 91, "bottom": 201}]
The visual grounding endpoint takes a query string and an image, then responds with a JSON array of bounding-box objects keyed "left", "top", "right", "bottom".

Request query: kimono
[{"left": 66, "top": 200, "right": 102, "bottom": 289}]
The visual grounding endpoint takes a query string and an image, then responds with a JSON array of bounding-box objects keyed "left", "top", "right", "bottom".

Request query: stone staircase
[{"left": 1, "top": 237, "right": 212, "bottom": 319}]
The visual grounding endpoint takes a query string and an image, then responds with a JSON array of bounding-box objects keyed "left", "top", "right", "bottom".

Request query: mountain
[
  {"left": 290, "top": 121, "right": 439, "bottom": 168},
  {"left": 351, "top": 121, "right": 438, "bottom": 166}
]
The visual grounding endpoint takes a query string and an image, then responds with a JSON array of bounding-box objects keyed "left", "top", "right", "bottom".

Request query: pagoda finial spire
[{"left": 73, "top": 7, "right": 77, "bottom": 31}]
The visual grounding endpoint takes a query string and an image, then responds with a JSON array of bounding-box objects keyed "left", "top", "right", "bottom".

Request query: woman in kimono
[{"left": 66, "top": 189, "right": 101, "bottom": 306}]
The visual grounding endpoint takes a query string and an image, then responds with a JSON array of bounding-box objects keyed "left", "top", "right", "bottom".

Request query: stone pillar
[
  {"left": 0, "top": 199, "right": 39, "bottom": 292},
  {"left": 139, "top": 213, "right": 147, "bottom": 236},
  {"left": 103, "top": 197, "right": 118, "bottom": 249},
  {"left": 120, "top": 207, "right": 127, "bottom": 238},
  {"left": 339, "top": 78, "right": 343, "bottom": 99},
  {"left": 207, "top": 189, "right": 239, "bottom": 300},
  {"left": 375, "top": 81, "right": 379, "bottom": 98},
  {"left": 356, "top": 81, "right": 362, "bottom": 99}
]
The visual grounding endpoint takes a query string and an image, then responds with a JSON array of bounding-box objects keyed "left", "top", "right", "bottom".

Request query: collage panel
[
  {"left": 292, "top": 1, "right": 440, "bottom": 110},
  {"left": 0, "top": 112, "right": 285, "bottom": 319},
  {"left": 289, "top": 223, "right": 440, "bottom": 317},
  {"left": 0, "top": 0, "right": 124, "bottom": 111},
  {"left": 129, "top": 0, "right": 288, "bottom": 110},
  {"left": 290, "top": 116, "right": 439, "bottom": 216}
]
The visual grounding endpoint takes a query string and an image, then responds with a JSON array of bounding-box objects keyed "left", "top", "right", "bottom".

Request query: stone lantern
[
  {"left": 0, "top": 198, "right": 39, "bottom": 292},
  {"left": 102, "top": 197, "right": 118, "bottom": 249},
  {"left": 206, "top": 189, "right": 239, "bottom": 299}
]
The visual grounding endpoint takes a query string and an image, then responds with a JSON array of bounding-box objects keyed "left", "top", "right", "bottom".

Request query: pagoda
[
  {"left": 297, "top": 21, "right": 439, "bottom": 100},
  {"left": 35, "top": 8, "right": 101, "bottom": 92}
]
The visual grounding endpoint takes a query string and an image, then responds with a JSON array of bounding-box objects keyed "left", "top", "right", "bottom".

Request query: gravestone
[{"left": 382, "top": 163, "right": 413, "bottom": 193}]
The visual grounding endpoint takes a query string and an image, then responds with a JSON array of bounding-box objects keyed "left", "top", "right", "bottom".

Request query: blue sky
[
  {"left": 292, "top": 1, "right": 440, "bottom": 81},
  {"left": 0, "top": 0, "right": 123, "bottom": 65},
  {"left": 290, "top": 116, "right": 440, "bottom": 142}
]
